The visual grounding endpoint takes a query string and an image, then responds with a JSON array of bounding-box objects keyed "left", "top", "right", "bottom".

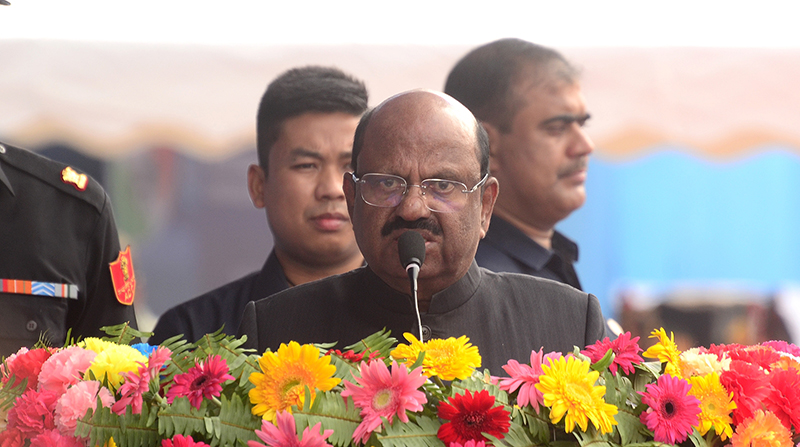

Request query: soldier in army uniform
[{"left": 0, "top": 142, "right": 139, "bottom": 356}]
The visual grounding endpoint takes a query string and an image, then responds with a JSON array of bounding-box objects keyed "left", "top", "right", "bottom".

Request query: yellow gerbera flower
[
  {"left": 85, "top": 344, "right": 147, "bottom": 390},
  {"left": 248, "top": 341, "right": 340, "bottom": 423},
  {"left": 390, "top": 333, "right": 481, "bottom": 381},
  {"left": 535, "top": 355, "right": 618, "bottom": 434},
  {"left": 643, "top": 328, "right": 682, "bottom": 377},
  {"left": 688, "top": 372, "right": 736, "bottom": 440},
  {"left": 731, "top": 410, "right": 792, "bottom": 447},
  {"left": 390, "top": 333, "right": 426, "bottom": 366}
]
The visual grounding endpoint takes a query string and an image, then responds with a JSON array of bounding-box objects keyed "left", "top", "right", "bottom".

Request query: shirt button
[
  {"left": 421, "top": 325, "right": 432, "bottom": 341},
  {"left": 26, "top": 320, "right": 38, "bottom": 332},
  {"left": 0, "top": 144, "right": 5, "bottom": 154}
]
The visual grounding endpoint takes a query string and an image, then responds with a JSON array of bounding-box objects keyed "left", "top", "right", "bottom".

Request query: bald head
[{"left": 351, "top": 90, "right": 490, "bottom": 178}]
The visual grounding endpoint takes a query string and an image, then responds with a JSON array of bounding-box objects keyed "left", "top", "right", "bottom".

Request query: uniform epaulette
[{"left": 0, "top": 142, "right": 108, "bottom": 213}]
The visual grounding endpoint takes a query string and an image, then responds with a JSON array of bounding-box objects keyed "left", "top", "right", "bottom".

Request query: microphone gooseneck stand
[{"left": 398, "top": 231, "right": 426, "bottom": 342}]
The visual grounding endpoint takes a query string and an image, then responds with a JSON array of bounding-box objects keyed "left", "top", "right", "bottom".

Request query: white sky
[{"left": 2, "top": 0, "right": 800, "bottom": 48}]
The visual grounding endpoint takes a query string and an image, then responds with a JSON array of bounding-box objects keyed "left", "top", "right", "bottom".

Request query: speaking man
[
  {"left": 238, "top": 90, "right": 606, "bottom": 373},
  {"left": 150, "top": 66, "right": 368, "bottom": 344},
  {"left": 445, "top": 38, "right": 593, "bottom": 291}
]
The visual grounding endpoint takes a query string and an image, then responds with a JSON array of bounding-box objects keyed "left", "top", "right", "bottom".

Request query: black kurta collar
[{"left": 361, "top": 261, "right": 483, "bottom": 315}]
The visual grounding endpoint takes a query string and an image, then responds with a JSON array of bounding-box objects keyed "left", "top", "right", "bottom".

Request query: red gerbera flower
[
  {"left": 582, "top": 332, "right": 642, "bottom": 375},
  {"left": 720, "top": 360, "right": 770, "bottom": 425},
  {"left": 326, "top": 349, "right": 381, "bottom": 364},
  {"left": 639, "top": 374, "right": 701, "bottom": 445},
  {"left": 764, "top": 367, "right": 800, "bottom": 432},
  {"left": 167, "top": 354, "right": 234, "bottom": 409},
  {"left": 437, "top": 390, "right": 510, "bottom": 445}
]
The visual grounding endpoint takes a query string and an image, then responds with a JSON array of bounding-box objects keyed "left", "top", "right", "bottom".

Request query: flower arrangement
[{"left": 1, "top": 324, "right": 800, "bottom": 447}]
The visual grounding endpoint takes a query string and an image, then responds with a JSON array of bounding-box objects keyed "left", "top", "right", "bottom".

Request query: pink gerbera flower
[
  {"left": 248, "top": 410, "right": 333, "bottom": 447},
  {"left": 639, "top": 374, "right": 701, "bottom": 444},
  {"left": 167, "top": 354, "right": 234, "bottom": 409},
  {"left": 498, "top": 348, "right": 559, "bottom": 411},
  {"left": 38, "top": 346, "right": 97, "bottom": 394},
  {"left": 162, "top": 434, "right": 211, "bottom": 447},
  {"left": 582, "top": 332, "right": 643, "bottom": 375},
  {"left": 113, "top": 346, "right": 172, "bottom": 415},
  {"left": 340, "top": 360, "right": 427, "bottom": 444},
  {"left": 448, "top": 441, "right": 486, "bottom": 447}
]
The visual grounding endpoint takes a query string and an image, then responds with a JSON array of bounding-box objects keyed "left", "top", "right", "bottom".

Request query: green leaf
[
  {"left": 344, "top": 327, "right": 398, "bottom": 359},
  {"left": 378, "top": 414, "right": 444, "bottom": 447},
  {"left": 158, "top": 396, "right": 209, "bottom": 440},
  {"left": 590, "top": 348, "right": 615, "bottom": 373},
  {"left": 75, "top": 401, "right": 160, "bottom": 447},
  {"left": 293, "top": 390, "right": 361, "bottom": 447},
  {"left": 100, "top": 322, "right": 150, "bottom": 345},
  {"left": 485, "top": 420, "right": 535, "bottom": 447},
  {"left": 213, "top": 393, "right": 262, "bottom": 447}
]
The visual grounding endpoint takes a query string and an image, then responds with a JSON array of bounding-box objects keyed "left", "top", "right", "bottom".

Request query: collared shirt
[
  {"left": 476, "top": 216, "right": 582, "bottom": 290},
  {"left": 149, "top": 250, "right": 289, "bottom": 344},
  {"left": 238, "top": 261, "right": 606, "bottom": 374},
  {"left": 0, "top": 143, "right": 138, "bottom": 356}
]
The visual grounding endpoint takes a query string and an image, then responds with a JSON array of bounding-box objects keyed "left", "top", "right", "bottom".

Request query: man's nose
[
  {"left": 316, "top": 167, "right": 346, "bottom": 200},
  {"left": 570, "top": 127, "right": 595, "bottom": 158},
  {"left": 394, "top": 185, "right": 431, "bottom": 221}
]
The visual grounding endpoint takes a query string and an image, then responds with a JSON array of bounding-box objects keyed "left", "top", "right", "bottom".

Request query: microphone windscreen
[{"left": 398, "top": 231, "right": 426, "bottom": 268}]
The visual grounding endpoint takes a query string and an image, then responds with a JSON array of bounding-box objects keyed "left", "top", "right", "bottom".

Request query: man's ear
[
  {"left": 343, "top": 171, "right": 356, "bottom": 219},
  {"left": 479, "top": 176, "right": 499, "bottom": 238},
  {"left": 480, "top": 121, "right": 501, "bottom": 158},
  {"left": 247, "top": 164, "right": 267, "bottom": 209}
]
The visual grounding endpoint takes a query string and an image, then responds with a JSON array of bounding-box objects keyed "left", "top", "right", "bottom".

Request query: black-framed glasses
[{"left": 350, "top": 172, "right": 488, "bottom": 213}]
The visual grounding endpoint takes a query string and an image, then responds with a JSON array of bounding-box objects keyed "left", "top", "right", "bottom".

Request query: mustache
[
  {"left": 557, "top": 157, "right": 589, "bottom": 178},
  {"left": 380, "top": 217, "right": 443, "bottom": 237}
]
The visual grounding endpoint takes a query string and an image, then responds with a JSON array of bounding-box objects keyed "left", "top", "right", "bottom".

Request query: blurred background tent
[{"left": 2, "top": 0, "right": 800, "bottom": 347}]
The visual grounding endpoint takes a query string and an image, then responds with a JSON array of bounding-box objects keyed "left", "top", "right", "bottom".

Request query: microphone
[
  {"left": 398, "top": 231, "right": 426, "bottom": 341},
  {"left": 399, "top": 230, "right": 426, "bottom": 272}
]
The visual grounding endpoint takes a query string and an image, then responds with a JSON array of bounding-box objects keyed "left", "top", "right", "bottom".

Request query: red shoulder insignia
[
  {"left": 61, "top": 166, "right": 88, "bottom": 191},
  {"left": 109, "top": 246, "right": 136, "bottom": 305}
]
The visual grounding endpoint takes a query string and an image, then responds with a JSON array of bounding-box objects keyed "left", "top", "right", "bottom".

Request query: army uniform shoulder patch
[
  {"left": 109, "top": 245, "right": 136, "bottom": 305},
  {"left": 61, "top": 166, "right": 88, "bottom": 191}
]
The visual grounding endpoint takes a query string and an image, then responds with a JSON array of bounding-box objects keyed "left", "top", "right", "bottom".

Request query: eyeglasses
[{"left": 350, "top": 172, "right": 489, "bottom": 213}]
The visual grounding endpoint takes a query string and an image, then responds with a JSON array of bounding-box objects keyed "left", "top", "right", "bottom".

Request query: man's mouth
[{"left": 310, "top": 212, "right": 350, "bottom": 231}]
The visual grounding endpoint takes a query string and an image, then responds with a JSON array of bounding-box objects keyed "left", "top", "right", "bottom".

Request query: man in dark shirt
[
  {"left": 149, "top": 67, "right": 368, "bottom": 344},
  {"left": 239, "top": 90, "right": 606, "bottom": 373},
  {"left": 0, "top": 142, "right": 139, "bottom": 356},
  {"left": 444, "top": 38, "right": 594, "bottom": 290}
]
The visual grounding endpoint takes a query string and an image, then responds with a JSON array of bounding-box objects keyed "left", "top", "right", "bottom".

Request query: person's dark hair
[
  {"left": 352, "top": 107, "right": 490, "bottom": 180},
  {"left": 256, "top": 66, "right": 368, "bottom": 173},
  {"left": 444, "top": 38, "right": 579, "bottom": 133}
]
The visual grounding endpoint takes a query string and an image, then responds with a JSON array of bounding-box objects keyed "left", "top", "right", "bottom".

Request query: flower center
[
  {"left": 372, "top": 389, "right": 393, "bottom": 411},
  {"left": 664, "top": 401, "right": 674, "bottom": 415},
  {"left": 462, "top": 411, "right": 486, "bottom": 428},
  {"left": 191, "top": 375, "right": 209, "bottom": 390}
]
